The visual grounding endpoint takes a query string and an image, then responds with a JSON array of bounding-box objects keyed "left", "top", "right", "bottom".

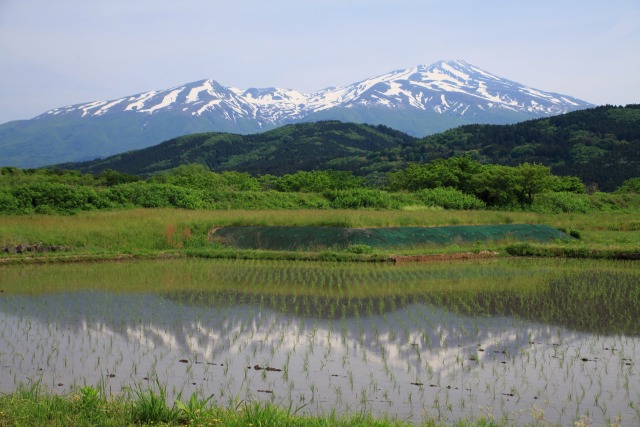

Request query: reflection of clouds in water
[{"left": 0, "top": 292, "right": 638, "bottom": 426}]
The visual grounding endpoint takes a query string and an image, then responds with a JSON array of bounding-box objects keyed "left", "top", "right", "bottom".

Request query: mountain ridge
[
  {"left": 38, "top": 60, "right": 588, "bottom": 121},
  {"left": 0, "top": 60, "right": 594, "bottom": 168}
]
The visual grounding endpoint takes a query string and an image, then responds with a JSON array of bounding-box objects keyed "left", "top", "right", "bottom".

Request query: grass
[
  {"left": 1, "top": 208, "right": 639, "bottom": 264},
  {"left": 0, "top": 382, "right": 507, "bottom": 427}
]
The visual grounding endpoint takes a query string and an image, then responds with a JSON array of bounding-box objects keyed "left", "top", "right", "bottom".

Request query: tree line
[{"left": 0, "top": 158, "right": 638, "bottom": 215}]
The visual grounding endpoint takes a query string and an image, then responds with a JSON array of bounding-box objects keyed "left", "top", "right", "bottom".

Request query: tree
[
  {"left": 96, "top": 169, "right": 140, "bottom": 186},
  {"left": 470, "top": 165, "right": 519, "bottom": 207},
  {"left": 615, "top": 177, "right": 640, "bottom": 194},
  {"left": 551, "top": 175, "right": 587, "bottom": 194},
  {"left": 515, "top": 163, "right": 554, "bottom": 205},
  {"left": 386, "top": 157, "right": 484, "bottom": 192}
]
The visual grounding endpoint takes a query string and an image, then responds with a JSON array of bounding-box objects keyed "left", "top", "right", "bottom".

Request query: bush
[
  {"left": 107, "top": 183, "right": 204, "bottom": 209},
  {"left": 615, "top": 177, "right": 640, "bottom": 194},
  {"left": 557, "top": 227, "right": 582, "bottom": 239},
  {"left": 323, "top": 189, "right": 404, "bottom": 209},
  {"left": 273, "top": 170, "right": 364, "bottom": 192},
  {"left": 10, "top": 182, "right": 107, "bottom": 214},
  {"left": 531, "top": 192, "right": 592, "bottom": 213},
  {"left": 203, "top": 190, "right": 330, "bottom": 209},
  {"left": 416, "top": 187, "right": 486, "bottom": 210},
  {"left": 589, "top": 192, "right": 640, "bottom": 211},
  {"left": 0, "top": 190, "right": 19, "bottom": 213},
  {"left": 344, "top": 244, "right": 373, "bottom": 254}
]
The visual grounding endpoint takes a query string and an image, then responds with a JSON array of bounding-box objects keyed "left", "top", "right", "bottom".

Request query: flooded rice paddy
[{"left": 0, "top": 258, "right": 639, "bottom": 425}]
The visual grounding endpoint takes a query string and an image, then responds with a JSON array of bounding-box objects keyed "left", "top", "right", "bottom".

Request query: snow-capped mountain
[
  {"left": 42, "top": 60, "right": 587, "bottom": 122},
  {"left": 46, "top": 79, "right": 264, "bottom": 123},
  {"left": 1, "top": 60, "right": 593, "bottom": 168},
  {"left": 307, "top": 60, "right": 587, "bottom": 115}
]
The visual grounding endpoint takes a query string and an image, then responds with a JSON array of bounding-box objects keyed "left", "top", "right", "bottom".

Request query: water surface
[{"left": 0, "top": 258, "right": 638, "bottom": 425}]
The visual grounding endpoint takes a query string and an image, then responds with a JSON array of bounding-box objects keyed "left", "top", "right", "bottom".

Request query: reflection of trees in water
[{"left": 164, "top": 270, "right": 640, "bottom": 336}]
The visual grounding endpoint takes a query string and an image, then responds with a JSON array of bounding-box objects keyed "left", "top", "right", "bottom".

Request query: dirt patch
[{"left": 2, "top": 243, "right": 69, "bottom": 254}]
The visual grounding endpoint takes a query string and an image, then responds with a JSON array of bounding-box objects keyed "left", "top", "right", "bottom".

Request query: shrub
[
  {"left": 589, "top": 192, "right": 640, "bottom": 211},
  {"left": 615, "top": 177, "right": 640, "bottom": 194},
  {"left": 531, "top": 192, "right": 592, "bottom": 213},
  {"left": 106, "top": 183, "right": 204, "bottom": 209},
  {"left": 0, "top": 190, "right": 19, "bottom": 213},
  {"left": 273, "top": 170, "right": 364, "bottom": 192},
  {"left": 10, "top": 182, "right": 106, "bottom": 214},
  {"left": 344, "top": 244, "right": 373, "bottom": 254},
  {"left": 416, "top": 187, "right": 486, "bottom": 210},
  {"left": 203, "top": 190, "right": 330, "bottom": 209},
  {"left": 557, "top": 227, "right": 582, "bottom": 240},
  {"left": 323, "top": 189, "right": 409, "bottom": 209}
]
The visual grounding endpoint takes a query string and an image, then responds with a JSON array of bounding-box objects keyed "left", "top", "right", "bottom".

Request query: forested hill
[
  {"left": 384, "top": 104, "right": 640, "bottom": 191},
  {"left": 60, "top": 105, "right": 639, "bottom": 191},
  {"left": 62, "top": 121, "right": 415, "bottom": 177}
]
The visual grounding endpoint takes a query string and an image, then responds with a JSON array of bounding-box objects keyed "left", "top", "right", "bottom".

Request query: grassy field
[{"left": 1, "top": 208, "right": 639, "bottom": 263}]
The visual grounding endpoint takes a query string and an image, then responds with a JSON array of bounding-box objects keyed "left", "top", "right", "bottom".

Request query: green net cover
[{"left": 210, "top": 224, "right": 570, "bottom": 251}]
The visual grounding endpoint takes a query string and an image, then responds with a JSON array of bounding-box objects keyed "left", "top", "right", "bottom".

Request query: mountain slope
[
  {"left": 59, "top": 105, "right": 640, "bottom": 191},
  {"left": 61, "top": 121, "right": 415, "bottom": 176},
  {"left": 374, "top": 104, "right": 640, "bottom": 191},
  {"left": 0, "top": 60, "right": 593, "bottom": 168}
]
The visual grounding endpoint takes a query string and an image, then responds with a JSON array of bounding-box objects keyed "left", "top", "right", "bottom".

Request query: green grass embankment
[
  {"left": 0, "top": 383, "right": 504, "bottom": 427},
  {"left": 1, "top": 208, "right": 639, "bottom": 264}
]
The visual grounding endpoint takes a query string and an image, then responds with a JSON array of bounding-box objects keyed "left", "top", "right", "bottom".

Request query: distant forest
[
  {"left": 58, "top": 105, "right": 640, "bottom": 192},
  {"left": 385, "top": 104, "right": 640, "bottom": 192}
]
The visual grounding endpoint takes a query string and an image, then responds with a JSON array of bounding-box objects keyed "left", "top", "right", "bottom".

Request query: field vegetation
[
  {"left": 0, "top": 384, "right": 504, "bottom": 427},
  {"left": 0, "top": 207, "right": 639, "bottom": 264},
  {"left": 2, "top": 154, "right": 639, "bottom": 216},
  {"left": 1, "top": 211, "right": 639, "bottom": 427}
]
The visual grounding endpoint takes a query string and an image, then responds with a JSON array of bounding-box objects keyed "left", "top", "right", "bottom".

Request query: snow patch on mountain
[
  {"left": 125, "top": 91, "right": 158, "bottom": 112},
  {"left": 140, "top": 87, "right": 185, "bottom": 113}
]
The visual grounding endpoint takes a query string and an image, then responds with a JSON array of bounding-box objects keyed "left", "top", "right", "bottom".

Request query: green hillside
[
  {"left": 59, "top": 105, "right": 640, "bottom": 190},
  {"left": 382, "top": 104, "right": 640, "bottom": 191},
  {"left": 62, "top": 121, "right": 414, "bottom": 176}
]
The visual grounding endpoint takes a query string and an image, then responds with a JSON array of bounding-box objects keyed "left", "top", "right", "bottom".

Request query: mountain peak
[{"left": 2, "top": 60, "right": 594, "bottom": 168}]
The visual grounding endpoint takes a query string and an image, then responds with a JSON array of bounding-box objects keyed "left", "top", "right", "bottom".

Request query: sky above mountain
[{"left": 0, "top": 0, "right": 638, "bottom": 124}]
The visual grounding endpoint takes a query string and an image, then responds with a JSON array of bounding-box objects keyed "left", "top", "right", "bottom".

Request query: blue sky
[{"left": 1, "top": 0, "right": 638, "bottom": 124}]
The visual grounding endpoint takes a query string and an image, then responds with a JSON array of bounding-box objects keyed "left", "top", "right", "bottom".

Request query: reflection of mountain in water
[
  {"left": 1, "top": 290, "right": 639, "bottom": 426},
  {"left": 1, "top": 291, "right": 539, "bottom": 371}
]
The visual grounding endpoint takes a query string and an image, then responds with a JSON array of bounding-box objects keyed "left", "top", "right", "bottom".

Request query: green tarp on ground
[{"left": 210, "top": 224, "right": 570, "bottom": 251}]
